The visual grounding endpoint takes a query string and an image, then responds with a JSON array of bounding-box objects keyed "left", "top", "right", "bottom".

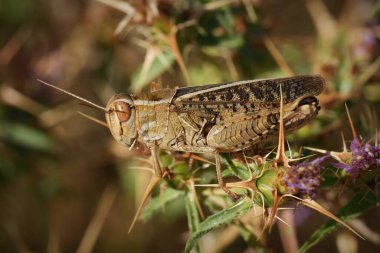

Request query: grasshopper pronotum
[{"left": 38, "top": 75, "right": 325, "bottom": 230}]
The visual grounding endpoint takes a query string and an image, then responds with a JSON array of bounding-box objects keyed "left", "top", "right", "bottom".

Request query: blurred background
[{"left": 0, "top": 0, "right": 379, "bottom": 252}]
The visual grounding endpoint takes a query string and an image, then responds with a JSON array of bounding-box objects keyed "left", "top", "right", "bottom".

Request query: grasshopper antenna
[
  {"left": 37, "top": 79, "right": 107, "bottom": 112},
  {"left": 77, "top": 111, "right": 109, "bottom": 128},
  {"left": 78, "top": 102, "right": 105, "bottom": 111}
]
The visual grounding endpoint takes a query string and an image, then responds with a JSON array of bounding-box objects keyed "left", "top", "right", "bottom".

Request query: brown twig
[
  {"left": 352, "top": 56, "right": 380, "bottom": 95},
  {"left": 277, "top": 209, "right": 299, "bottom": 253},
  {"left": 304, "top": 0, "right": 337, "bottom": 41},
  {"left": 262, "top": 36, "right": 294, "bottom": 76},
  {"left": 0, "top": 83, "right": 46, "bottom": 115},
  {"left": 168, "top": 26, "right": 191, "bottom": 85},
  {"left": 77, "top": 184, "right": 119, "bottom": 253}
]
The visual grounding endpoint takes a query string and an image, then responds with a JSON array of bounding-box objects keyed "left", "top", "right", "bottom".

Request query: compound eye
[{"left": 114, "top": 101, "right": 131, "bottom": 122}]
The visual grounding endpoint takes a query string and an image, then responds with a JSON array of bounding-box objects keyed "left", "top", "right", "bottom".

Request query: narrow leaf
[
  {"left": 131, "top": 48, "right": 175, "bottom": 92},
  {"left": 185, "top": 199, "right": 252, "bottom": 253},
  {"left": 372, "top": 0, "right": 380, "bottom": 16},
  {"left": 140, "top": 187, "right": 185, "bottom": 222},
  {"left": 185, "top": 192, "right": 201, "bottom": 253},
  {"left": 0, "top": 122, "right": 55, "bottom": 152},
  {"left": 298, "top": 191, "right": 378, "bottom": 253},
  {"left": 221, "top": 154, "right": 251, "bottom": 180}
]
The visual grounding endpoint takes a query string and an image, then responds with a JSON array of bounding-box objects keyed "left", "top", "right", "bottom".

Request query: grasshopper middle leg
[{"left": 214, "top": 151, "right": 240, "bottom": 201}]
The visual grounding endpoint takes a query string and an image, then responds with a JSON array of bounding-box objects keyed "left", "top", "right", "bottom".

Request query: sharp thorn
[
  {"left": 274, "top": 84, "right": 289, "bottom": 167},
  {"left": 340, "top": 132, "right": 348, "bottom": 152},
  {"left": 128, "top": 176, "right": 161, "bottom": 233},
  {"left": 345, "top": 103, "right": 360, "bottom": 145}
]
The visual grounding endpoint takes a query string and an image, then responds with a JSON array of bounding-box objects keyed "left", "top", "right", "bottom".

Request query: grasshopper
[{"left": 38, "top": 75, "right": 324, "bottom": 229}]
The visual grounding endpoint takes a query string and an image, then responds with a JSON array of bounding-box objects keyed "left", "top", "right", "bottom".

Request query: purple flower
[
  {"left": 332, "top": 138, "right": 380, "bottom": 178},
  {"left": 283, "top": 155, "right": 330, "bottom": 198}
]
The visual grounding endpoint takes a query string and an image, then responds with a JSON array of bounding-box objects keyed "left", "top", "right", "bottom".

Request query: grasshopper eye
[{"left": 114, "top": 101, "right": 131, "bottom": 122}]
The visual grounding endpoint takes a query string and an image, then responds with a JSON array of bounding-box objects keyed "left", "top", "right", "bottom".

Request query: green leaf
[
  {"left": 321, "top": 167, "right": 339, "bottom": 187},
  {"left": 0, "top": 122, "right": 55, "bottom": 152},
  {"left": 185, "top": 192, "right": 201, "bottom": 253},
  {"left": 131, "top": 49, "right": 175, "bottom": 92},
  {"left": 221, "top": 154, "right": 251, "bottom": 180},
  {"left": 188, "top": 62, "right": 225, "bottom": 85},
  {"left": 255, "top": 169, "right": 281, "bottom": 206},
  {"left": 217, "top": 9, "right": 235, "bottom": 36},
  {"left": 298, "top": 191, "right": 379, "bottom": 253},
  {"left": 172, "top": 162, "right": 191, "bottom": 179},
  {"left": 185, "top": 199, "right": 252, "bottom": 253},
  {"left": 372, "top": 0, "right": 380, "bottom": 16},
  {"left": 160, "top": 153, "right": 173, "bottom": 167},
  {"left": 140, "top": 187, "right": 185, "bottom": 222}
]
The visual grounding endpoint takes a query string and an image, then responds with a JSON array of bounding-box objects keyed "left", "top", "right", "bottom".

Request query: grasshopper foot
[
  {"left": 221, "top": 185, "right": 241, "bottom": 202},
  {"left": 163, "top": 167, "right": 174, "bottom": 179}
]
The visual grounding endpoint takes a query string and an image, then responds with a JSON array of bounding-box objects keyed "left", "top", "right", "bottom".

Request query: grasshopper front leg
[
  {"left": 128, "top": 141, "right": 163, "bottom": 233},
  {"left": 149, "top": 142, "right": 163, "bottom": 178}
]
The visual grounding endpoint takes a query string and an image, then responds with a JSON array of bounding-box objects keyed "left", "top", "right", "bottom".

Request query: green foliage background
[{"left": 0, "top": 0, "right": 379, "bottom": 252}]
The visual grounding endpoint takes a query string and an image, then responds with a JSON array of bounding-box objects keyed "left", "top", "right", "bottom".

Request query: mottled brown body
[
  {"left": 106, "top": 75, "right": 324, "bottom": 156},
  {"left": 104, "top": 75, "right": 324, "bottom": 199}
]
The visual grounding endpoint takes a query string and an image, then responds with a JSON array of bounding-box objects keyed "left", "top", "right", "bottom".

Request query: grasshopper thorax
[{"left": 105, "top": 94, "right": 138, "bottom": 148}]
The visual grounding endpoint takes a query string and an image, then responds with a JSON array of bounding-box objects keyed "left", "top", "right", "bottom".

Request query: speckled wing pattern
[
  {"left": 171, "top": 75, "right": 324, "bottom": 119},
  {"left": 163, "top": 75, "right": 324, "bottom": 152}
]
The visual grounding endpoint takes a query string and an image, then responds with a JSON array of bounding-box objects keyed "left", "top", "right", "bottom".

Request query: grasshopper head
[{"left": 105, "top": 94, "right": 138, "bottom": 147}]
